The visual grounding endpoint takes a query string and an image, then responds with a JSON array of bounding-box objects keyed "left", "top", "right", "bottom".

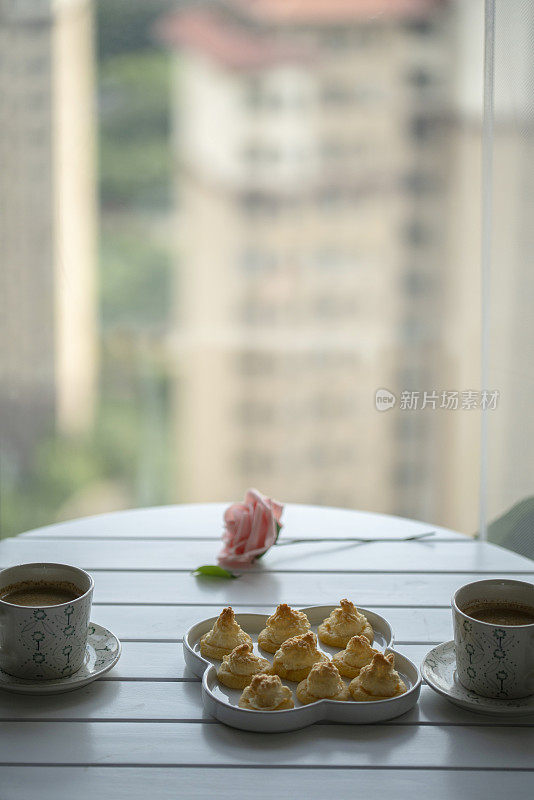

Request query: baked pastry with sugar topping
[
  {"left": 199, "top": 607, "right": 252, "bottom": 660},
  {"left": 271, "top": 631, "right": 328, "bottom": 682},
  {"left": 217, "top": 642, "right": 271, "bottom": 689},
  {"left": 349, "top": 652, "right": 407, "bottom": 701},
  {"left": 258, "top": 604, "right": 311, "bottom": 654},
  {"left": 238, "top": 673, "right": 294, "bottom": 711},
  {"left": 296, "top": 660, "right": 349, "bottom": 704},
  {"left": 332, "top": 635, "right": 380, "bottom": 678},
  {"left": 317, "top": 599, "right": 373, "bottom": 648}
]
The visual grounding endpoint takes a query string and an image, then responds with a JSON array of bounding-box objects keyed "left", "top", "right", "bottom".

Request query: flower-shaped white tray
[{"left": 183, "top": 605, "right": 421, "bottom": 732}]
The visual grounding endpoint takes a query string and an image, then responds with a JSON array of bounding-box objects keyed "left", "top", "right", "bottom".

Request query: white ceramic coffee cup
[
  {"left": 452, "top": 578, "right": 534, "bottom": 699},
  {"left": 0, "top": 563, "right": 94, "bottom": 680}
]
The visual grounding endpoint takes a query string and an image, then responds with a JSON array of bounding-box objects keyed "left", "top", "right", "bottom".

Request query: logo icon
[{"left": 375, "top": 388, "right": 396, "bottom": 412}]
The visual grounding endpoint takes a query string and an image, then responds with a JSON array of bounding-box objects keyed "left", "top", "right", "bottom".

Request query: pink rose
[{"left": 218, "top": 488, "right": 284, "bottom": 568}]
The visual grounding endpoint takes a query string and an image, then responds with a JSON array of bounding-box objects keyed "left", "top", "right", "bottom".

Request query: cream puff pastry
[
  {"left": 238, "top": 673, "right": 294, "bottom": 711},
  {"left": 317, "top": 599, "right": 373, "bottom": 648},
  {"left": 332, "top": 635, "right": 380, "bottom": 679},
  {"left": 271, "top": 631, "right": 328, "bottom": 682},
  {"left": 199, "top": 607, "right": 252, "bottom": 660},
  {"left": 348, "top": 652, "right": 407, "bottom": 701},
  {"left": 296, "top": 660, "right": 349, "bottom": 705},
  {"left": 258, "top": 604, "right": 311, "bottom": 654},
  {"left": 217, "top": 642, "right": 271, "bottom": 689}
]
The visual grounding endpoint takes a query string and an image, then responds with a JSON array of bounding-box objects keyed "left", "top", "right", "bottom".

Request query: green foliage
[
  {"left": 99, "top": 52, "right": 171, "bottom": 207},
  {"left": 100, "top": 140, "right": 170, "bottom": 207},
  {"left": 94, "top": 399, "right": 143, "bottom": 481},
  {"left": 100, "top": 52, "right": 170, "bottom": 137},
  {"left": 1, "top": 0, "right": 176, "bottom": 539},
  {"left": 33, "top": 438, "right": 105, "bottom": 498},
  {"left": 0, "top": 383, "right": 171, "bottom": 539},
  {"left": 191, "top": 566, "right": 238, "bottom": 580},
  {"left": 100, "top": 225, "right": 172, "bottom": 329},
  {"left": 1, "top": 436, "right": 105, "bottom": 538},
  {"left": 97, "top": 0, "right": 174, "bottom": 60}
]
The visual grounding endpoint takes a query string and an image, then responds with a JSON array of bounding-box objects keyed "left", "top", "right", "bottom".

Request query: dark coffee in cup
[
  {"left": 0, "top": 580, "right": 82, "bottom": 607},
  {"left": 462, "top": 600, "right": 534, "bottom": 626}
]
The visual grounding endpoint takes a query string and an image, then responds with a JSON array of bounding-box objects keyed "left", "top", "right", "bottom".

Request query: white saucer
[
  {"left": 422, "top": 641, "right": 534, "bottom": 717},
  {"left": 0, "top": 622, "right": 121, "bottom": 695}
]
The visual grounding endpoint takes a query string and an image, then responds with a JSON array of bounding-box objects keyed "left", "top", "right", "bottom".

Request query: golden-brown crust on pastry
[
  {"left": 317, "top": 599, "right": 374, "bottom": 648},
  {"left": 217, "top": 642, "right": 271, "bottom": 689},
  {"left": 332, "top": 635, "right": 380, "bottom": 678},
  {"left": 238, "top": 673, "right": 294, "bottom": 710},
  {"left": 271, "top": 631, "right": 328, "bottom": 682},
  {"left": 296, "top": 661, "right": 349, "bottom": 704},
  {"left": 349, "top": 652, "right": 407, "bottom": 701},
  {"left": 258, "top": 604, "right": 311, "bottom": 654},
  {"left": 199, "top": 607, "right": 252, "bottom": 660}
]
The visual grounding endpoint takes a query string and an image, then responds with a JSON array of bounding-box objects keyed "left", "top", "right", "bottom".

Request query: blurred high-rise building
[
  {"left": 0, "top": 0, "right": 97, "bottom": 468},
  {"left": 158, "top": 0, "right": 478, "bottom": 528}
]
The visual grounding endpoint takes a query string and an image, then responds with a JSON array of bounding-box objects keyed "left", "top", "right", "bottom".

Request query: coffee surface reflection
[
  {"left": 0, "top": 580, "right": 82, "bottom": 607},
  {"left": 462, "top": 600, "right": 534, "bottom": 626}
]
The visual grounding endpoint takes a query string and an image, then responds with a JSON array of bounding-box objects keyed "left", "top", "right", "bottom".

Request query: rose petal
[
  {"left": 269, "top": 500, "right": 284, "bottom": 523},
  {"left": 247, "top": 503, "right": 267, "bottom": 552},
  {"left": 245, "top": 488, "right": 283, "bottom": 526},
  {"left": 219, "top": 489, "right": 284, "bottom": 567},
  {"left": 244, "top": 488, "right": 264, "bottom": 506},
  {"left": 230, "top": 507, "right": 250, "bottom": 552}
]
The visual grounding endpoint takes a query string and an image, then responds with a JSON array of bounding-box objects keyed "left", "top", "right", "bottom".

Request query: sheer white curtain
[
  {"left": 2, "top": 0, "right": 533, "bottom": 548},
  {"left": 483, "top": 0, "right": 534, "bottom": 557}
]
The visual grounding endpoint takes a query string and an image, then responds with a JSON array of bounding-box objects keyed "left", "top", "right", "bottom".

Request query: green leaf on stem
[{"left": 191, "top": 565, "right": 238, "bottom": 580}]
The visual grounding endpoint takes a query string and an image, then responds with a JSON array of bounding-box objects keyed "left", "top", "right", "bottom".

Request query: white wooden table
[{"left": 1, "top": 503, "right": 533, "bottom": 799}]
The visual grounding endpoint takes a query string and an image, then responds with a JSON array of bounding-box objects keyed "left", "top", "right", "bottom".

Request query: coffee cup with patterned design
[
  {"left": 452, "top": 578, "right": 534, "bottom": 699},
  {"left": 0, "top": 562, "right": 94, "bottom": 680}
]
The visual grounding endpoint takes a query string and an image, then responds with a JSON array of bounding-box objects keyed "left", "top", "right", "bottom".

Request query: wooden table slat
[
  {"left": 19, "top": 504, "right": 465, "bottom": 541},
  {"left": 0, "top": 722, "right": 533, "bottom": 769},
  {"left": 0, "top": 681, "right": 531, "bottom": 727},
  {"left": 2, "top": 768, "right": 532, "bottom": 800},
  {"left": 80, "top": 571, "right": 534, "bottom": 606},
  {"left": 1, "top": 539, "right": 526, "bottom": 573}
]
